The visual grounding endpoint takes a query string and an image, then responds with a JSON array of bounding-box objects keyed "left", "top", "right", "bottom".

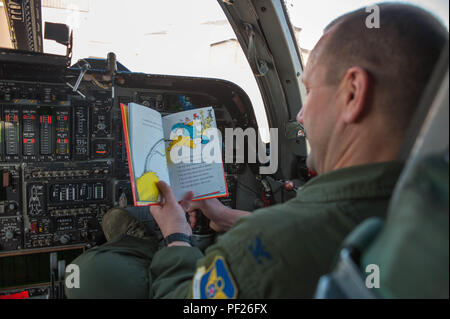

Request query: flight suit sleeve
[
  {"left": 189, "top": 213, "right": 278, "bottom": 299},
  {"left": 151, "top": 201, "right": 331, "bottom": 299},
  {"left": 150, "top": 243, "right": 241, "bottom": 299},
  {"left": 149, "top": 246, "right": 204, "bottom": 298},
  {"left": 187, "top": 202, "right": 335, "bottom": 299}
]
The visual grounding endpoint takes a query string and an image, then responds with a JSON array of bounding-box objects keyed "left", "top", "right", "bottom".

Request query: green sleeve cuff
[{"left": 150, "top": 246, "right": 204, "bottom": 299}]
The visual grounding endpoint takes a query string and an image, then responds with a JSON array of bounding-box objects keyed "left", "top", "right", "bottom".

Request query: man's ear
[{"left": 340, "top": 66, "right": 371, "bottom": 124}]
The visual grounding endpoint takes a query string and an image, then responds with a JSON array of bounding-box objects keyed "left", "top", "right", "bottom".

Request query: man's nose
[{"left": 297, "top": 108, "right": 304, "bottom": 124}]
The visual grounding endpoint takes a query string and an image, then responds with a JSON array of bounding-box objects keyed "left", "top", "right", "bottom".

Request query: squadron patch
[{"left": 192, "top": 256, "right": 238, "bottom": 299}]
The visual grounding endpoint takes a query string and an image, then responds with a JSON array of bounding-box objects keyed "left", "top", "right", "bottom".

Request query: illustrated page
[{"left": 162, "top": 107, "right": 228, "bottom": 201}]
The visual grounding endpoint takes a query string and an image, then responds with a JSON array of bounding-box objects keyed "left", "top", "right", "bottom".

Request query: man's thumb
[
  {"left": 149, "top": 205, "right": 161, "bottom": 217},
  {"left": 157, "top": 181, "right": 176, "bottom": 202},
  {"left": 180, "top": 191, "right": 194, "bottom": 211}
]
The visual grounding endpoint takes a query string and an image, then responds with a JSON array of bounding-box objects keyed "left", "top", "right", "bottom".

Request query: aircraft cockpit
[
  {"left": 0, "top": 0, "right": 448, "bottom": 301},
  {"left": 0, "top": 0, "right": 311, "bottom": 298}
]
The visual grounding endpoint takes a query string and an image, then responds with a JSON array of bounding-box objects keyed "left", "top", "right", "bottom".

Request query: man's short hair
[{"left": 320, "top": 3, "right": 448, "bottom": 131}]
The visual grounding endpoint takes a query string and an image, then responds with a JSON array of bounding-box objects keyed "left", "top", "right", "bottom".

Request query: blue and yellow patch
[{"left": 193, "top": 256, "right": 238, "bottom": 299}]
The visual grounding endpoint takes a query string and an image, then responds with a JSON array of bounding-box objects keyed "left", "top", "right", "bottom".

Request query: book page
[
  {"left": 162, "top": 107, "right": 228, "bottom": 201},
  {"left": 129, "top": 103, "right": 170, "bottom": 204}
]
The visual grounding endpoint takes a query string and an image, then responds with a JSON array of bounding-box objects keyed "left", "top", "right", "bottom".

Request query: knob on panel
[
  {"left": 59, "top": 234, "right": 70, "bottom": 245},
  {"left": 5, "top": 230, "right": 14, "bottom": 240}
]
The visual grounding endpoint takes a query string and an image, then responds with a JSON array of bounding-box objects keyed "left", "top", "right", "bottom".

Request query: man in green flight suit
[{"left": 66, "top": 3, "right": 448, "bottom": 299}]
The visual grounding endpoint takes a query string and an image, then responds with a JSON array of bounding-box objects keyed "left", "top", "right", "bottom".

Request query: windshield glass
[
  {"left": 285, "top": 0, "right": 449, "bottom": 64},
  {"left": 0, "top": 0, "right": 270, "bottom": 141}
]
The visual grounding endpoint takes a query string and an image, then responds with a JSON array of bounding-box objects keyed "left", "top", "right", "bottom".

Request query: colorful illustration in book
[
  {"left": 167, "top": 109, "right": 214, "bottom": 152},
  {"left": 136, "top": 138, "right": 165, "bottom": 202},
  {"left": 122, "top": 103, "right": 228, "bottom": 206}
]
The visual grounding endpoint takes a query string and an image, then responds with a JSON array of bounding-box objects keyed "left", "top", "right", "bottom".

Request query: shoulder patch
[{"left": 192, "top": 256, "right": 238, "bottom": 299}]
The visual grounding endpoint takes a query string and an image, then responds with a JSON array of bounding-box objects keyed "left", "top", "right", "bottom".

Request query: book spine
[
  {"left": 120, "top": 103, "right": 139, "bottom": 207},
  {"left": 221, "top": 161, "right": 229, "bottom": 198}
]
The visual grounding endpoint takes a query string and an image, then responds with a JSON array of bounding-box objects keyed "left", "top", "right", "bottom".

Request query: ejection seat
[{"left": 314, "top": 43, "right": 449, "bottom": 299}]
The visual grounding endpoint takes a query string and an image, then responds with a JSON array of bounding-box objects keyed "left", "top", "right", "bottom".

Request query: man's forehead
[
  {"left": 310, "top": 28, "right": 336, "bottom": 64},
  {"left": 302, "top": 32, "right": 334, "bottom": 83},
  {"left": 302, "top": 52, "right": 320, "bottom": 83}
]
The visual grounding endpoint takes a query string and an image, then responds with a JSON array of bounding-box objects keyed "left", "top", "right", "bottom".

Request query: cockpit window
[
  {"left": 0, "top": 0, "right": 270, "bottom": 141},
  {"left": 285, "top": 0, "right": 449, "bottom": 65}
]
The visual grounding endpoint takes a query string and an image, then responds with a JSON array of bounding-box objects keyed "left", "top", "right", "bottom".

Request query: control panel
[
  {"left": 0, "top": 51, "right": 256, "bottom": 255},
  {"left": 0, "top": 82, "right": 115, "bottom": 252}
]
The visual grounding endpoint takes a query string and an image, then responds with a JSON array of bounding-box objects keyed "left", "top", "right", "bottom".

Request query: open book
[{"left": 121, "top": 103, "right": 228, "bottom": 206}]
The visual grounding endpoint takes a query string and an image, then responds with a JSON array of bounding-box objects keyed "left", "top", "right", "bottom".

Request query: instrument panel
[{"left": 0, "top": 52, "right": 257, "bottom": 255}]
